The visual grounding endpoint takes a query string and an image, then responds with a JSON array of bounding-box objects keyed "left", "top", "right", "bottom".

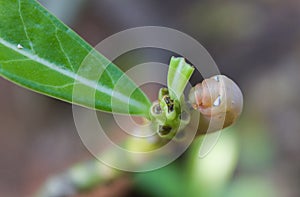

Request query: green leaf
[
  {"left": 0, "top": 0, "right": 151, "bottom": 117},
  {"left": 167, "top": 57, "right": 194, "bottom": 100},
  {"left": 134, "top": 163, "right": 185, "bottom": 197}
]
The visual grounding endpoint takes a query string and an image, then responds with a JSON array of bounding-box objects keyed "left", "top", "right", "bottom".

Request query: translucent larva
[{"left": 189, "top": 75, "right": 243, "bottom": 133}]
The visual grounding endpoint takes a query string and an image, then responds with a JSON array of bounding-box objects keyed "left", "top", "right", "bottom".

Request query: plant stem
[
  {"left": 34, "top": 125, "right": 165, "bottom": 197},
  {"left": 150, "top": 57, "right": 194, "bottom": 138},
  {"left": 35, "top": 57, "right": 196, "bottom": 196}
]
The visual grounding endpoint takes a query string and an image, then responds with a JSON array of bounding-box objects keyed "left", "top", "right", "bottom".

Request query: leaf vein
[
  {"left": 0, "top": 58, "right": 31, "bottom": 64},
  {"left": 38, "top": 82, "right": 79, "bottom": 89},
  {"left": 18, "top": 0, "right": 35, "bottom": 53},
  {"left": 55, "top": 28, "right": 75, "bottom": 72},
  {"left": 0, "top": 37, "right": 146, "bottom": 110}
]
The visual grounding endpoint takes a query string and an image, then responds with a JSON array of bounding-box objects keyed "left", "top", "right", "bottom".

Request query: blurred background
[{"left": 1, "top": 0, "right": 300, "bottom": 196}]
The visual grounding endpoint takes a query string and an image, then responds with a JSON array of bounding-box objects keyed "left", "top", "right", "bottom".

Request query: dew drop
[
  {"left": 17, "top": 44, "right": 23, "bottom": 49},
  {"left": 213, "top": 95, "right": 221, "bottom": 106},
  {"left": 213, "top": 76, "right": 220, "bottom": 82}
]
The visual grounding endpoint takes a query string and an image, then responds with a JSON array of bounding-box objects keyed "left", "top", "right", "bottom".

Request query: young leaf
[
  {"left": 0, "top": 0, "right": 151, "bottom": 117},
  {"left": 167, "top": 57, "right": 194, "bottom": 100}
]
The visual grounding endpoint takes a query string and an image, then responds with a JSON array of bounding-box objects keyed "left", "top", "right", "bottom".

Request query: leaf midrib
[{"left": 0, "top": 37, "right": 146, "bottom": 109}]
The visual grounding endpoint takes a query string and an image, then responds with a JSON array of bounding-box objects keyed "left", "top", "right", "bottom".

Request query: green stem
[
  {"left": 34, "top": 160, "right": 121, "bottom": 197},
  {"left": 35, "top": 56, "right": 195, "bottom": 196},
  {"left": 150, "top": 57, "right": 194, "bottom": 138},
  {"left": 34, "top": 125, "right": 164, "bottom": 197}
]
